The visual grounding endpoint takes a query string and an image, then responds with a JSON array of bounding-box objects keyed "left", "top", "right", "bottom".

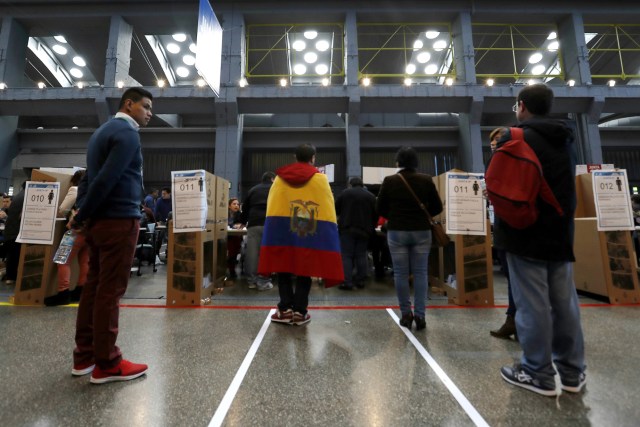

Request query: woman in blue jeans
[{"left": 376, "top": 147, "right": 443, "bottom": 330}]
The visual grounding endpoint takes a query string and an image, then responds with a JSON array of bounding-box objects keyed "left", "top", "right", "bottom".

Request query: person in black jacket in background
[
  {"left": 241, "top": 171, "right": 275, "bottom": 290},
  {"left": 335, "top": 177, "right": 377, "bottom": 290},
  {"left": 377, "top": 147, "right": 442, "bottom": 331}
]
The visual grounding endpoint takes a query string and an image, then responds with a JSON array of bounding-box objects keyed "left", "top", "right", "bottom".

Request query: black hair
[
  {"left": 262, "top": 171, "right": 276, "bottom": 183},
  {"left": 70, "top": 169, "right": 85, "bottom": 186},
  {"left": 295, "top": 144, "right": 316, "bottom": 163},
  {"left": 517, "top": 83, "right": 553, "bottom": 116},
  {"left": 118, "top": 87, "right": 153, "bottom": 109},
  {"left": 395, "top": 146, "right": 419, "bottom": 170},
  {"left": 349, "top": 177, "right": 363, "bottom": 187},
  {"left": 162, "top": 187, "right": 171, "bottom": 194}
]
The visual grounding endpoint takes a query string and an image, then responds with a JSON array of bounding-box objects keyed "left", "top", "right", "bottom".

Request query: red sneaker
[
  {"left": 292, "top": 311, "right": 311, "bottom": 326},
  {"left": 72, "top": 362, "right": 95, "bottom": 376},
  {"left": 271, "top": 308, "right": 293, "bottom": 324},
  {"left": 90, "top": 359, "right": 148, "bottom": 384}
]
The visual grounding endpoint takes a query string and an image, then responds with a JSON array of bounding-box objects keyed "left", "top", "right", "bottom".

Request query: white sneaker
[
  {"left": 257, "top": 282, "right": 274, "bottom": 291},
  {"left": 247, "top": 282, "right": 257, "bottom": 289}
]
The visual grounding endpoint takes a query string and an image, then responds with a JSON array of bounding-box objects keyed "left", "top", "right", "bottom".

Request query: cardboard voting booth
[
  {"left": 166, "top": 172, "right": 229, "bottom": 306},
  {"left": 574, "top": 173, "right": 640, "bottom": 303},
  {"left": 13, "top": 169, "right": 77, "bottom": 305}
]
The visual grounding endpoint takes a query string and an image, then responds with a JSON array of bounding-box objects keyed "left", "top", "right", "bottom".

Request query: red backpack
[{"left": 485, "top": 127, "right": 564, "bottom": 229}]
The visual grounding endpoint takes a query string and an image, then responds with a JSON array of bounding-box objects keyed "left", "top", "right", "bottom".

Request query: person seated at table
[{"left": 227, "top": 198, "right": 245, "bottom": 279}]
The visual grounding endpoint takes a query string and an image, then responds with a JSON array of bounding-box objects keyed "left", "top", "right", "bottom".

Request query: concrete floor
[{"left": 1, "top": 262, "right": 639, "bottom": 427}]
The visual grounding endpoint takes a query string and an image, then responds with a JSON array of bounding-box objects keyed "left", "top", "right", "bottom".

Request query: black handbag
[{"left": 396, "top": 173, "right": 450, "bottom": 247}]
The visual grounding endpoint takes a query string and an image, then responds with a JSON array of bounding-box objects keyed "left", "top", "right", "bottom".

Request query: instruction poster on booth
[
  {"left": 16, "top": 181, "right": 60, "bottom": 245},
  {"left": 171, "top": 170, "right": 208, "bottom": 233},
  {"left": 445, "top": 172, "right": 487, "bottom": 236},
  {"left": 592, "top": 169, "right": 635, "bottom": 231}
]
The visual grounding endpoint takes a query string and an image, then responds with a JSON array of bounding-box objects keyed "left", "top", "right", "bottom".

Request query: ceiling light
[
  {"left": 189, "top": 43, "right": 197, "bottom": 53},
  {"left": 54, "top": 35, "right": 67, "bottom": 43},
  {"left": 416, "top": 52, "right": 431, "bottom": 64},
  {"left": 547, "top": 32, "right": 557, "bottom": 40},
  {"left": 197, "top": 78, "right": 206, "bottom": 87},
  {"left": 72, "top": 126, "right": 78, "bottom": 130},
  {"left": 426, "top": 31, "right": 440, "bottom": 40},
  {"left": 0, "top": 83, "right": 6, "bottom": 89},
  {"left": 117, "top": 80, "right": 124, "bottom": 88},
  {"left": 166, "top": 43, "right": 180, "bottom": 54},
  {"left": 70, "top": 68, "right": 83, "bottom": 78},
  {"left": 172, "top": 33, "right": 187, "bottom": 42},
  {"left": 315, "top": 64, "right": 329, "bottom": 75},
  {"left": 413, "top": 40, "right": 424, "bottom": 50},
  {"left": 280, "top": 78, "right": 288, "bottom": 87},
  {"left": 532, "top": 64, "right": 546, "bottom": 75},
  {"left": 176, "top": 66, "right": 190, "bottom": 78},
  {"left": 567, "top": 79, "right": 576, "bottom": 87},
  {"left": 527, "top": 79, "right": 536, "bottom": 85},
  {"left": 424, "top": 64, "right": 438, "bottom": 74},
  {"left": 292, "top": 40, "right": 306, "bottom": 51},
  {"left": 293, "top": 64, "right": 307, "bottom": 75},
  {"left": 303, "top": 52, "right": 318, "bottom": 64},
  {"left": 37, "top": 82, "right": 46, "bottom": 89},
  {"left": 316, "top": 40, "right": 330, "bottom": 52},
  {"left": 404, "top": 78, "right": 412, "bottom": 86},
  {"left": 304, "top": 30, "right": 318, "bottom": 40},
  {"left": 183, "top": 54, "right": 196, "bottom": 66},
  {"left": 157, "top": 79, "right": 166, "bottom": 87},
  {"left": 445, "top": 77, "right": 454, "bottom": 86},
  {"left": 321, "top": 78, "right": 329, "bottom": 86},
  {"left": 433, "top": 40, "right": 447, "bottom": 51},
  {"left": 547, "top": 41, "right": 559, "bottom": 52},
  {"left": 486, "top": 78, "right": 494, "bottom": 87},
  {"left": 405, "top": 63, "right": 416, "bottom": 74},
  {"left": 52, "top": 45, "right": 67, "bottom": 55},
  {"left": 238, "top": 78, "right": 247, "bottom": 88},
  {"left": 362, "top": 77, "right": 371, "bottom": 87},
  {"left": 529, "top": 53, "right": 543, "bottom": 64},
  {"left": 72, "top": 56, "right": 86, "bottom": 67},
  {"left": 77, "top": 82, "right": 84, "bottom": 89},
  {"left": 608, "top": 80, "right": 616, "bottom": 87}
]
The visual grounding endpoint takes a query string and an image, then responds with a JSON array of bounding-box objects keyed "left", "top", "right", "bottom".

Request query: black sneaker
[
  {"left": 44, "top": 290, "right": 71, "bottom": 306},
  {"left": 500, "top": 364, "right": 557, "bottom": 397},
  {"left": 561, "top": 372, "right": 586, "bottom": 393}
]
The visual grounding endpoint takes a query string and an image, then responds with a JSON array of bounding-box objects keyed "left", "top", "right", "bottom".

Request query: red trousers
[{"left": 73, "top": 218, "right": 139, "bottom": 370}]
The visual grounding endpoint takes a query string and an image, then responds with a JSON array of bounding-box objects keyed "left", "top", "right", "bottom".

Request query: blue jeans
[
  {"left": 245, "top": 226, "right": 271, "bottom": 286},
  {"left": 506, "top": 253, "right": 585, "bottom": 386},
  {"left": 387, "top": 230, "right": 431, "bottom": 318},
  {"left": 340, "top": 233, "right": 369, "bottom": 287}
]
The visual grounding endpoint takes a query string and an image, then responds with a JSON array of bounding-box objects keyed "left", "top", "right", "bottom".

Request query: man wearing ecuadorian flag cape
[{"left": 258, "top": 144, "right": 344, "bottom": 325}]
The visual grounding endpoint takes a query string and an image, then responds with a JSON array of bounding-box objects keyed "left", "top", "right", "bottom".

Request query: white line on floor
[
  {"left": 386, "top": 308, "right": 490, "bottom": 427},
  {"left": 208, "top": 308, "right": 275, "bottom": 427}
]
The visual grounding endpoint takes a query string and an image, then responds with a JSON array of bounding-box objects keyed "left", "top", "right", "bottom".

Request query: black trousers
[{"left": 277, "top": 273, "right": 312, "bottom": 314}]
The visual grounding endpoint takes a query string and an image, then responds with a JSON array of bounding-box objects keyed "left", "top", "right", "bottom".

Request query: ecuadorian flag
[{"left": 258, "top": 167, "right": 344, "bottom": 286}]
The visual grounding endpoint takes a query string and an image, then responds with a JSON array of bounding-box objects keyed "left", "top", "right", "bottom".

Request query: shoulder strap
[{"left": 396, "top": 173, "right": 435, "bottom": 224}]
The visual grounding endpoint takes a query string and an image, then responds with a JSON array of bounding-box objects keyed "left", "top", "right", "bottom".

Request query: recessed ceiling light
[
  {"left": 433, "top": 40, "right": 447, "bottom": 51},
  {"left": 417, "top": 52, "right": 431, "bottom": 64},
  {"left": 166, "top": 43, "right": 180, "bottom": 54},
  {"left": 70, "top": 68, "right": 83, "bottom": 78},
  {"left": 293, "top": 64, "right": 307, "bottom": 75},
  {"left": 73, "top": 56, "right": 86, "bottom": 67},
  {"left": 292, "top": 40, "right": 306, "bottom": 51},
  {"left": 280, "top": 78, "right": 287, "bottom": 87},
  {"left": 532, "top": 64, "right": 546, "bottom": 75},
  {"left": 404, "top": 78, "right": 412, "bottom": 86},
  {"left": 547, "top": 41, "right": 559, "bottom": 51},
  {"left": 608, "top": 80, "right": 616, "bottom": 87},
  {"left": 189, "top": 43, "right": 197, "bottom": 53},
  {"left": 77, "top": 82, "right": 84, "bottom": 89},
  {"left": 547, "top": 32, "right": 557, "bottom": 40},
  {"left": 197, "top": 78, "right": 206, "bottom": 87},
  {"left": 316, "top": 40, "right": 330, "bottom": 51},
  {"left": 176, "top": 66, "right": 190, "bottom": 78},
  {"left": 303, "top": 52, "right": 318, "bottom": 64},
  {"left": 52, "top": 45, "right": 67, "bottom": 55},
  {"left": 405, "top": 63, "right": 416, "bottom": 75},
  {"left": 445, "top": 77, "right": 454, "bottom": 86},
  {"left": 486, "top": 78, "right": 494, "bottom": 86},
  {"left": 0, "top": 83, "right": 6, "bottom": 89},
  {"left": 425, "top": 31, "right": 440, "bottom": 40},
  {"left": 321, "top": 78, "right": 329, "bottom": 86},
  {"left": 238, "top": 78, "right": 247, "bottom": 88},
  {"left": 424, "top": 64, "right": 438, "bottom": 74},
  {"left": 413, "top": 40, "right": 424, "bottom": 50},
  {"left": 567, "top": 79, "right": 576, "bottom": 87},
  {"left": 183, "top": 54, "right": 196, "bottom": 66},
  {"left": 157, "top": 79, "right": 166, "bottom": 87},
  {"left": 37, "top": 82, "right": 46, "bottom": 89},
  {"left": 362, "top": 77, "right": 371, "bottom": 86},
  {"left": 117, "top": 81, "right": 124, "bottom": 88},
  {"left": 527, "top": 79, "right": 536, "bottom": 85},
  {"left": 173, "top": 33, "right": 187, "bottom": 42},
  {"left": 529, "top": 53, "right": 543, "bottom": 64},
  {"left": 315, "top": 64, "right": 329, "bottom": 75},
  {"left": 303, "top": 30, "right": 318, "bottom": 40},
  {"left": 54, "top": 35, "right": 67, "bottom": 44}
]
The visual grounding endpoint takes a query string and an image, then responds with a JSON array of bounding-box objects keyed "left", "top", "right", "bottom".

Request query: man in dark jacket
[
  {"left": 241, "top": 171, "right": 275, "bottom": 290},
  {"left": 1, "top": 184, "right": 25, "bottom": 284},
  {"left": 69, "top": 87, "right": 152, "bottom": 384},
  {"left": 335, "top": 177, "right": 377, "bottom": 290},
  {"left": 497, "top": 84, "right": 585, "bottom": 397}
]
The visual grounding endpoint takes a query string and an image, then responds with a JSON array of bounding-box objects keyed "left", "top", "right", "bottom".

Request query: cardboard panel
[
  {"left": 575, "top": 173, "right": 596, "bottom": 218},
  {"left": 574, "top": 218, "right": 608, "bottom": 296},
  {"left": 599, "top": 230, "right": 640, "bottom": 304}
]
